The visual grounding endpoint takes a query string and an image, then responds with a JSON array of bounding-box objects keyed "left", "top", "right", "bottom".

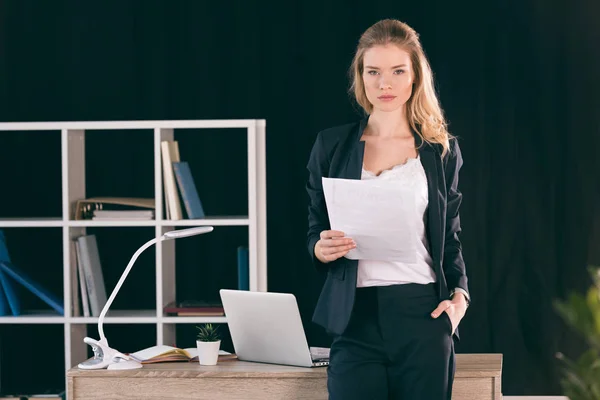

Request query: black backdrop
[{"left": 0, "top": 0, "right": 599, "bottom": 396}]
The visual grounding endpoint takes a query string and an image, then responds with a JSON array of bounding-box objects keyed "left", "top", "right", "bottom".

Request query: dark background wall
[{"left": 0, "top": 0, "right": 599, "bottom": 396}]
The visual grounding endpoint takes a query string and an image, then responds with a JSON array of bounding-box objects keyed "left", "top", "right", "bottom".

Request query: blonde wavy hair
[{"left": 349, "top": 19, "right": 452, "bottom": 155}]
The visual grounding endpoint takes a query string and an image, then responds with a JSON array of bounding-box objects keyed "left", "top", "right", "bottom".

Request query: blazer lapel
[
  {"left": 342, "top": 117, "right": 368, "bottom": 180},
  {"left": 419, "top": 142, "right": 443, "bottom": 276},
  {"left": 344, "top": 140, "right": 365, "bottom": 180}
]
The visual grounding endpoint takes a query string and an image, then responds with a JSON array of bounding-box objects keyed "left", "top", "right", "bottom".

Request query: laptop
[{"left": 219, "top": 289, "right": 329, "bottom": 367}]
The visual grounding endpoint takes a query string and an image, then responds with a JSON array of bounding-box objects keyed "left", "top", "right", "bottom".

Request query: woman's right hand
[{"left": 314, "top": 230, "right": 356, "bottom": 263}]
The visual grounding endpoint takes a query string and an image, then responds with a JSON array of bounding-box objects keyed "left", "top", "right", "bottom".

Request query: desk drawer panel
[
  {"left": 72, "top": 377, "right": 329, "bottom": 400},
  {"left": 70, "top": 374, "right": 498, "bottom": 400},
  {"left": 453, "top": 377, "right": 495, "bottom": 400}
]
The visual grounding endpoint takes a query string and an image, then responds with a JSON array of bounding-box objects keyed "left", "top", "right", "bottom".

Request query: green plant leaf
[
  {"left": 554, "top": 293, "right": 600, "bottom": 350},
  {"left": 586, "top": 287, "right": 600, "bottom": 337},
  {"left": 556, "top": 342, "right": 600, "bottom": 399},
  {"left": 195, "top": 323, "right": 220, "bottom": 342},
  {"left": 554, "top": 267, "right": 600, "bottom": 400}
]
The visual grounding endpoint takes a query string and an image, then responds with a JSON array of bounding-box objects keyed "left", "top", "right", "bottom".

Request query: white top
[{"left": 357, "top": 156, "right": 437, "bottom": 288}]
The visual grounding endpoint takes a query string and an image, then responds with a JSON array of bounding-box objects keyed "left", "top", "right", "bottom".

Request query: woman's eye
[
  {"left": 367, "top": 70, "right": 379, "bottom": 75},
  {"left": 394, "top": 69, "right": 405, "bottom": 75}
]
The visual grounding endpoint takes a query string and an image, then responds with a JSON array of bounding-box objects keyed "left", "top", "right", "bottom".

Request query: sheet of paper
[{"left": 322, "top": 177, "right": 417, "bottom": 262}]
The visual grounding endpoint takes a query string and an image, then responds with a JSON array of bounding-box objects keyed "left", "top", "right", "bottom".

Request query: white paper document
[{"left": 322, "top": 177, "right": 417, "bottom": 262}]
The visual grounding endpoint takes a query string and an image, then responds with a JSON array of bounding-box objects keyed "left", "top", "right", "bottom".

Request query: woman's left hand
[{"left": 431, "top": 293, "right": 468, "bottom": 335}]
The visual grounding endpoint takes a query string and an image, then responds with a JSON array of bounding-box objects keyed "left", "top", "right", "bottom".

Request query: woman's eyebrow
[{"left": 364, "top": 64, "right": 408, "bottom": 69}]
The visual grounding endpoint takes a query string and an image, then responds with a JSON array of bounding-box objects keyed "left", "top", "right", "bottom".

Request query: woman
[{"left": 306, "top": 19, "right": 470, "bottom": 400}]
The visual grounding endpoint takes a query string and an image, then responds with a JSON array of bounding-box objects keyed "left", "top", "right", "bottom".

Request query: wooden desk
[{"left": 66, "top": 354, "right": 502, "bottom": 400}]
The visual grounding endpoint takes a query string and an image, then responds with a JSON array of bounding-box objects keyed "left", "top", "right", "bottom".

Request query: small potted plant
[{"left": 195, "top": 323, "right": 221, "bottom": 365}]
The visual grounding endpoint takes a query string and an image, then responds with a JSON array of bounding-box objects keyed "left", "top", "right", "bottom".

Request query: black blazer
[{"left": 306, "top": 117, "right": 470, "bottom": 341}]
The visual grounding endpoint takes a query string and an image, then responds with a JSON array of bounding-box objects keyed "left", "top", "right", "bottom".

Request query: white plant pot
[{"left": 196, "top": 340, "right": 221, "bottom": 365}]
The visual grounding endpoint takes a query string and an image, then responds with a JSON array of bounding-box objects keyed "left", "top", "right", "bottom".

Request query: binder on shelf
[
  {"left": 76, "top": 235, "right": 107, "bottom": 317},
  {"left": 75, "top": 239, "right": 90, "bottom": 317},
  {"left": 237, "top": 246, "right": 249, "bottom": 291},
  {"left": 172, "top": 161, "right": 206, "bottom": 219},
  {"left": 70, "top": 241, "right": 81, "bottom": 317},
  {"left": 0, "top": 261, "right": 64, "bottom": 315},
  {"left": 74, "top": 197, "right": 155, "bottom": 220}
]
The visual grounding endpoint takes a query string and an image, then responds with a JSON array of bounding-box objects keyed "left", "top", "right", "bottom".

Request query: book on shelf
[
  {"left": 237, "top": 246, "right": 249, "bottom": 291},
  {"left": 129, "top": 345, "right": 235, "bottom": 364},
  {"left": 92, "top": 209, "right": 154, "bottom": 220},
  {"left": 161, "top": 140, "right": 208, "bottom": 220},
  {"left": 161, "top": 140, "right": 183, "bottom": 220},
  {"left": 69, "top": 241, "right": 80, "bottom": 317},
  {"left": 163, "top": 300, "right": 224, "bottom": 316},
  {"left": 73, "top": 197, "right": 155, "bottom": 220},
  {"left": 75, "top": 235, "right": 107, "bottom": 317},
  {"left": 172, "top": 161, "right": 205, "bottom": 219},
  {"left": 0, "top": 230, "right": 63, "bottom": 316},
  {"left": 74, "top": 238, "right": 89, "bottom": 317}
]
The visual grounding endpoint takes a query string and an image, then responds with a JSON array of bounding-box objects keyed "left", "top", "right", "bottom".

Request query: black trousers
[{"left": 327, "top": 282, "right": 455, "bottom": 400}]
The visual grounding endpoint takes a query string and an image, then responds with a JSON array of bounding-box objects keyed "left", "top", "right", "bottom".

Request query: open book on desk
[{"left": 130, "top": 345, "right": 236, "bottom": 364}]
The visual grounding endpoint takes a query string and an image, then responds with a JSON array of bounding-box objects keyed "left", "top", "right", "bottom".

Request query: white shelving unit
[{"left": 0, "top": 120, "right": 267, "bottom": 374}]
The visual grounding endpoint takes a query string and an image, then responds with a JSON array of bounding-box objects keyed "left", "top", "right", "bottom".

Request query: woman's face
[{"left": 362, "top": 44, "right": 414, "bottom": 113}]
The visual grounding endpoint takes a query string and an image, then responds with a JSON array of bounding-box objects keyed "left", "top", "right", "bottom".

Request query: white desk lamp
[{"left": 77, "top": 226, "right": 214, "bottom": 370}]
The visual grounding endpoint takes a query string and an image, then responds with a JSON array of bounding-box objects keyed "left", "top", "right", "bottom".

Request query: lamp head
[{"left": 162, "top": 226, "right": 213, "bottom": 240}]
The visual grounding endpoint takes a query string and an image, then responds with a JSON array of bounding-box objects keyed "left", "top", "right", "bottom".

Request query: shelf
[
  {"left": 0, "top": 218, "right": 63, "bottom": 227},
  {"left": 0, "top": 217, "right": 248, "bottom": 228},
  {"left": 160, "top": 216, "right": 249, "bottom": 226},
  {"left": 161, "top": 316, "right": 227, "bottom": 324},
  {"left": 0, "top": 119, "right": 265, "bottom": 131},
  {"left": 0, "top": 119, "right": 267, "bottom": 390},
  {"left": 68, "top": 310, "right": 157, "bottom": 324},
  {"left": 65, "top": 312, "right": 228, "bottom": 324},
  {"left": 69, "top": 220, "right": 157, "bottom": 227},
  {"left": 65, "top": 216, "right": 249, "bottom": 227},
  {"left": 0, "top": 310, "right": 64, "bottom": 324}
]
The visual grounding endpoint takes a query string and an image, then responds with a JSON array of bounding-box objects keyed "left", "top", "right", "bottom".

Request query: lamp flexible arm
[{"left": 98, "top": 237, "right": 160, "bottom": 342}]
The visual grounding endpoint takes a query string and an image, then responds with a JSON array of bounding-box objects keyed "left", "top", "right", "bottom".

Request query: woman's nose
[{"left": 379, "top": 79, "right": 392, "bottom": 90}]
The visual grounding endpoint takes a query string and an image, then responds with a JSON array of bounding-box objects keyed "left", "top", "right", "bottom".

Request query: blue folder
[
  {"left": 0, "top": 230, "right": 20, "bottom": 315},
  {"left": 0, "top": 261, "right": 63, "bottom": 315},
  {"left": 0, "top": 268, "right": 21, "bottom": 315},
  {"left": 0, "top": 274, "right": 9, "bottom": 316},
  {"left": 0, "top": 230, "right": 10, "bottom": 262},
  {"left": 0, "top": 229, "right": 63, "bottom": 315}
]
